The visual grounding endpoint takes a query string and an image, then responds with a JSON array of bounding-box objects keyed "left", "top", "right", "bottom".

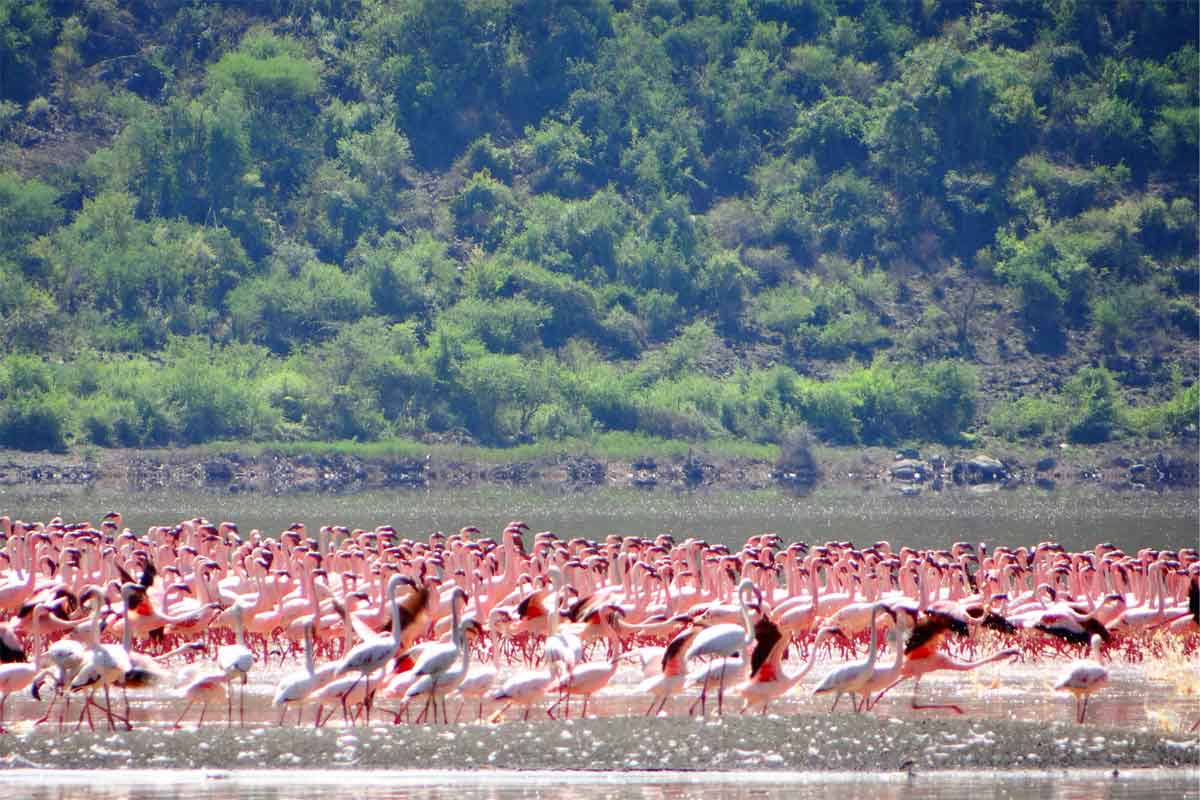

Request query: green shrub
[
  {"left": 804, "top": 310, "right": 890, "bottom": 360},
  {"left": 1126, "top": 382, "right": 1199, "bottom": 439},
  {"left": 1091, "top": 283, "right": 1168, "bottom": 352},
  {"left": 463, "top": 135, "right": 514, "bottom": 182},
  {"left": 0, "top": 394, "right": 72, "bottom": 452},
  {"left": 1064, "top": 366, "right": 1120, "bottom": 443},
  {"left": 989, "top": 396, "right": 1067, "bottom": 441},
  {"left": 451, "top": 170, "right": 519, "bottom": 249},
  {"left": 799, "top": 381, "right": 859, "bottom": 444},
  {"left": 439, "top": 297, "right": 551, "bottom": 354}
]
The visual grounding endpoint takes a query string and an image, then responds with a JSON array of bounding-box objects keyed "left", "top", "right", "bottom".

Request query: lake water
[
  {"left": 1, "top": 769, "right": 1198, "bottom": 800},
  {"left": 3, "top": 483, "right": 1196, "bottom": 553}
]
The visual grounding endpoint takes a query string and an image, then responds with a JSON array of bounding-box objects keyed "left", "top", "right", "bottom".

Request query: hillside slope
[{"left": 0, "top": 0, "right": 1196, "bottom": 455}]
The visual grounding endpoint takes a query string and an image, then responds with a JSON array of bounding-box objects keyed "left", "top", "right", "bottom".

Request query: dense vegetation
[{"left": 0, "top": 0, "right": 1196, "bottom": 455}]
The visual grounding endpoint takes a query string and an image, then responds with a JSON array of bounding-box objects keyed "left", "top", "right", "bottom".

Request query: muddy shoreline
[
  {"left": 0, "top": 715, "right": 1196, "bottom": 772},
  {"left": 0, "top": 443, "right": 1196, "bottom": 499}
]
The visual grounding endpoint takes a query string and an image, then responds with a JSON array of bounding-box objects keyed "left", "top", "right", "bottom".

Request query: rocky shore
[{"left": 0, "top": 443, "right": 1195, "bottom": 498}]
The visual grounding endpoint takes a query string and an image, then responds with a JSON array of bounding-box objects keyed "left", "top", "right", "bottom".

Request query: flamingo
[
  {"left": 0, "top": 605, "right": 49, "bottom": 732},
  {"left": 811, "top": 602, "right": 894, "bottom": 712},
  {"left": 636, "top": 625, "right": 701, "bottom": 717},
  {"left": 173, "top": 670, "right": 228, "bottom": 729},
  {"left": 737, "top": 621, "right": 842, "bottom": 715},
  {"left": 684, "top": 577, "right": 756, "bottom": 716},
  {"left": 1054, "top": 633, "right": 1108, "bottom": 724},
  {"left": 452, "top": 662, "right": 498, "bottom": 722},
  {"left": 490, "top": 666, "right": 556, "bottom": 721},
  {"left": 335, "top": 574, "right": 421, "bottom": 721},
  {"left": 30, "top": 637, "right": 86, "bottom": 729},
  {"left": 404, "top": 618, "right": 476, "bottom": 724},
  {"left": 546, "top": 608, "right": 623, "bottom": 718},
  {"left": 217, "top": 600, "right": 255, "bottom": 725},
  {"left": 272, "top": 620, "right": 317, "bottom": 725},
  {"left": 69, "top": 586, "right": 136, "bottom": 731}
]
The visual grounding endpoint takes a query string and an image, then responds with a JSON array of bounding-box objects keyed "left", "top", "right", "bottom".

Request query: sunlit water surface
[
  {"left": 3, "top": 484, "right": 1196, "bottom": 553},
  {"left": 1, "top": 769, "right": 1198, "bottom": 800}
]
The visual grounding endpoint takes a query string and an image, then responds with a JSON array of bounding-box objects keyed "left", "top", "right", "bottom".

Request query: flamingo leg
[
  {"left": 173, "top": 699, "right": 194, "bottom": 728},
  {"left": 717, "top": 659, "right": 728, "bottom": 716},
  {"left": 103, "top": 686, "right": 116, "bottom": 731},
  {"left": 197, "top": 702, "right": 207, "bottom": 727}
]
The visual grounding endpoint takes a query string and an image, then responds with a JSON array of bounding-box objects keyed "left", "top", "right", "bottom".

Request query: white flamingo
[
  {"left": 812, "top": 602, "right": 894, "bottom": 712},
  {"left": 684, "top": 577, "right": 756, "bottom": 715},
  {"left": 1054, "top": 633, "right": 1109, "bottom": 723}
]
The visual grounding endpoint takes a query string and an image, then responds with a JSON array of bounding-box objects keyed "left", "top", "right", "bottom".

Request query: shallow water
[
  {"left": 1, "top": 486, "right": 1196, "bottom": 795},
  {"left": 3, "top": 484, "right": 1197, "bottom": 553},
  {"left": 1, "top": 769, "right": 1198, "bottom": 800}
]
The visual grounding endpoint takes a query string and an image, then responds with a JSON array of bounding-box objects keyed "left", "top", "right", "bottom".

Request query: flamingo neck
[
  {"left": 234, "top": 606, "right": 246, "bottom": 648},
  {"left": 737, "top": 584, "right": 752, "bottom": 640},
  {"left": 388, "top": 580, "right": 404, "bottom": 646},
  {"left": 303, "top": 626, "right": 314, "bottom": 675},
  {"left": 121, "top": 592, "right": 132, "bottom": 653},
  {"left": 865, "top": 606, "right": 882, "bottom": 667},
  {"left": 449, "top": 592, "right": 463, "bottom": 649}
]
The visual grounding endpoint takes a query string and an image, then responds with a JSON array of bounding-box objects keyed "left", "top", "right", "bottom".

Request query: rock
[
  {"left": 565, "top": 457, "right": 605, "bottom": 485},
  {"left": 1159, "top": 456, "right": 1199, "bottom": 487},
  {"left": 631, "top": 471, "right": 657, "bottom": 488},
  {"left": 1035, "top": 457, "right": 1057, "bottom": 472},
  {"left": 889, "top": 458, "right": 931, "bottom": 482},
  {"left": 952, "top": 455, "right": 1008, "bottom": 485},
  {"left": 203, "top": 459, "right": 235, "bottom": 483},
  {"left": 1110, "top": 456, "right": 1134, "bottom": 468}
]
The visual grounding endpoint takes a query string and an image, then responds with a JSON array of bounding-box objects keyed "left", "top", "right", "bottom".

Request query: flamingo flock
[{"left": 0, "top": 513, "right": 1195, "bottom": 733}]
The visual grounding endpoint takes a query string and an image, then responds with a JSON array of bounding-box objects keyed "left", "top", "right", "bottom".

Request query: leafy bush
[
  {"left": 0, "top": 394, "right": 71, "bottom": 451},
  {"left": 438, "top": 297, "right": 550, "bottom": 354},
  {"left": 226, "top": 257, "right": 372, "bottom": 353},
  {"left": 989, "top": 396, "right": 1068, "bottom": 441},
  {"left": 1127, "top": 382, "right": 1199, "bottom": 439},
  {"left": 451, "top": 170, "right": 519, "bottom": 249},
  {"left": 1064, "top": 366, "right": 1120, "bottom": 443},
  {"left": 1090, "top": 282, "right": 1168, "bottom": 352}
]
